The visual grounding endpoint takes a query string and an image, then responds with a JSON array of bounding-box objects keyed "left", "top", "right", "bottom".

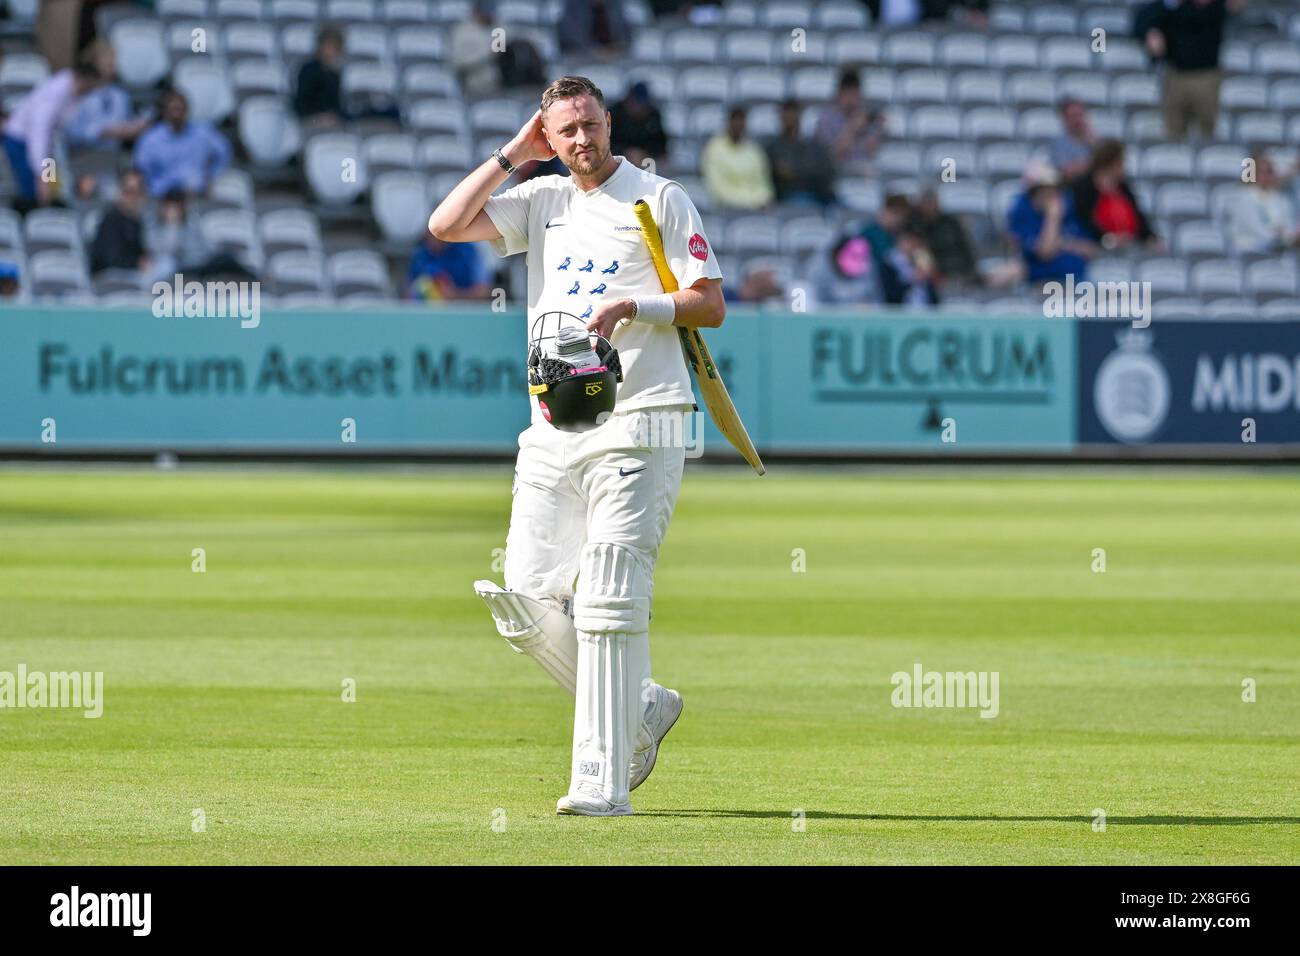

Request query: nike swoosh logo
[
  {"left": 546, "top": 221, "right": 566, "bottom": 229},
  {"left": 618, "top": 466, "right": 646, "bottom": 477}
]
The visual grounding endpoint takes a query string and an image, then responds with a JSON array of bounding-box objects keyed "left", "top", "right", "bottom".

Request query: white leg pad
[
  {"left": 569, "top": 543, "right": 656, "bottom": 804},
  {"left": 473, "top": 580, "right": 577, "bottom": 694},
  {"left": 571, "top": 630, "right": 647, "bottom": 806}
]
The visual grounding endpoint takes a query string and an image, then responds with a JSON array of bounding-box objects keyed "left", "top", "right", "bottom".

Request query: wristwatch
[{"left": 492, "top": 147, "right": 517, "bottom": 175}]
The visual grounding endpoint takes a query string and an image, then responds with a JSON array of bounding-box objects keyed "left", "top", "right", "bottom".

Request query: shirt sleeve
[
  {"left": 482, "top": 177, "right": 535, "bottom": 258},
  {"left": 656, "top": 180, "right": 723, "bottom": 290}
]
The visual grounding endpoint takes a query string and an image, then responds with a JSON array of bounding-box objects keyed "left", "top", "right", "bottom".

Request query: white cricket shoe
[
  {"left": 556, "top": 783, "right": 632, "bottom": 817},
  {"left": 629, "top": 687, "right": 683, "bottom": 791}
]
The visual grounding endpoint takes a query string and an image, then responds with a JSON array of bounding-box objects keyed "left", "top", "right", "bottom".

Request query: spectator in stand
[
  {"left": 862, "top": 0, "right": 989, "bottom": 26},
  {"left": 805, "top": 233, "right": 881, "bottom": 307},
  {"left": 146, "top": 189, "right": 256, "bottom": 282},
  {"left": 89, "top": 168, "right": 149, "bottom": 277},
  {"left": 609, "top": 82, "right": 668, "bottom": 171},
  {"left": 1071, "top": 140, "right": 1162, "bottom": 253},
  {"left": 1144, "top": 0, "right": 1245, "bottom": 142},
  {"left": 701, "top": 107, "right": 773, "bottom": 211},
  {"left": 64, "top": 40, "right": 150, "bottom": 153},
  {"left": 911, "top": 189, "right": 978, "bottom": 286},
  {"left": 765, "top": 98, "right": 837, "bottom": 208},
  {"left": 559, "top": 0, "right": 630, "bottom": 58},
  {"left": 133, "top": 90, "right": 231, "bottom": 199},
  {"left": 294, "top": 26, "right": 401, "bottom": 127},
  {"left": 1228, "top": 152, "right": 1300, "bottom": 254},
  {"left": 0, "top": 260, "right": 20, "bottom": 297},
  {"left": 2, "top": 59, "right": 103, "bottom": 208},
  {"left": 1008, "top": 161, "right": 1098, "bottom": 284},
  {"left": 881, "top": 230, "right": 941, "bottom": 306},
  {"left": 449, "top": 2, "right": 501, "bottom": 97},
  {"left": 408, "top": 229, "right": 491, "bottom": 301},
  {"left": 814, "top": 71, "right": 887, "bottom": 176},
  {"left": 294, "top": 26, "right": 346, "bottom": 128},
  {"left": 722, "top": 262, "right": 785, "bottom": 304},
  {"left": 861, "top": 193, "right": 911, "bottom": 271},
  {"left": 1049, "top": 99, "right": 1096, "bottom": 181}
]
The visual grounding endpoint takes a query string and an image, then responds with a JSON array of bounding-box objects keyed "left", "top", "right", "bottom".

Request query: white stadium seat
[
  {"left": 238, "top": 96, "right": 302, "bottom": 165},
  {"left": 305, "top": 132, "right": 367, "bottom": 205},
  {"left": 110, "top": 19, "right": 171, "bottom": 89},
  {"left": 371, "top": 171, "right": 430, "bottom": 244},
  {"left": 173, "top": 57, "right": 235, "bottom": 124}
]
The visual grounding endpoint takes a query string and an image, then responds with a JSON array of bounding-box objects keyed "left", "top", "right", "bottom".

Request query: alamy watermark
[
  {"left": 890, "top": 662, "right": 999, "bottom": 718},
  {"left": 1043, "top": 275, "right": 1151, "bottom": 329},
  {"left": 0, "top": 664, "right": 103, "bottom": 718},
  {"left": 152, "top": 273, "right": 261, "bottom": 329},
  {"left": 597, "top": 408, "right": 705, "bottom": 457}
]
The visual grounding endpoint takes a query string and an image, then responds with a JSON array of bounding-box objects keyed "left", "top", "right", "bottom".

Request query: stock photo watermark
[
  {"left": 891, "top": 663, "right": 1000, "bottom": 719},
  {"left": 0, "top": 664, "right": 103, "bottom": 718}
]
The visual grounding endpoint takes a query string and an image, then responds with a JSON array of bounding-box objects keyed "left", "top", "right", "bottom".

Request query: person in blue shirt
[
  {"left": 131, "top": 89, "right": 231, "bottom": 198},
  {"left": 64, "top": 39, "right": 151, "bottom": 152},
  {"left": 407, "top": 229, "right": 491, "bottom": 301},
  {"left": 1007, "top": 162, "right": 1098, "bottom": 283}
]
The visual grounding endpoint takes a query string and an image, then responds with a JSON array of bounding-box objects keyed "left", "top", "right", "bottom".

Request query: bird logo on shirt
[
  {"left": 567, "top": 281, "right": 580, "bottom": 295},
  {"left": 580, "top": 305, "right": 593, "bottom": 319},
  {"left": 578, "top": 260, "right": 594, "bottom": 272},
  {"left": 601, "top": 261, "right": 620, "bottom": 275},
  {"left": 589, "top": 283, "right": 607, "bottom": 295},
  {"left": 557, "top": 256, "right": 571, "bottom": 270}
]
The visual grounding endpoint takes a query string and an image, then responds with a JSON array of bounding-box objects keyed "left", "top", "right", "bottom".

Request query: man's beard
[{"left": 567, "top": 145, "right": 609, "bottom": 175}]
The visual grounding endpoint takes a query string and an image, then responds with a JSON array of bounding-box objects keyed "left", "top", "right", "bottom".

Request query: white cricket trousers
[
  {"left": 504, "top": 404, "right": 689, "bottom": 805},
  {"left": 503, "top": 405, "right": 689, "bottom": 611}
]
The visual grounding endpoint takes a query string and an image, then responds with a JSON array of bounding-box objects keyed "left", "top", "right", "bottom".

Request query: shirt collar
[{"left": 571, "top": 155, "right": 626, "bottom": 199}]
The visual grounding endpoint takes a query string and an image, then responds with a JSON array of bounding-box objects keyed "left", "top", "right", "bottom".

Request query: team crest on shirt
[{"left": 688, "top": 233, "right": 708, "bottom": 261}]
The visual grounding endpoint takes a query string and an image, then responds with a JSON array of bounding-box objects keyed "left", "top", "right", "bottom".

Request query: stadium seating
[{"left": 0, "top": 0, "right": 1295, "bottom": 316}]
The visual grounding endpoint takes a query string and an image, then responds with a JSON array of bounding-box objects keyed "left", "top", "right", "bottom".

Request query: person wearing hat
[{"left": 1007, "top": 160, "right": 1099, "bottom": 284}]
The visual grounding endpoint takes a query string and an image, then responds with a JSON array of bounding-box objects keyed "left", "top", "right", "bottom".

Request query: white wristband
[{"left": 629, "top": 294, "right": 675, "bottom": 326}]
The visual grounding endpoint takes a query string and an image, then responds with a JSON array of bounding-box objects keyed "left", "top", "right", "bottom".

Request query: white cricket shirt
[{"left": 483, "top": 156, "right": 723, "bottom": 420}]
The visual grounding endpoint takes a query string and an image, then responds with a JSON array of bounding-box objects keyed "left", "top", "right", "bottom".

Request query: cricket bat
[{"left": 632, "top": 199, "right": 766, "bottom": 476}]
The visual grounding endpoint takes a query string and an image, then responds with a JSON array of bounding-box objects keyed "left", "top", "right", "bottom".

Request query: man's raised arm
[{"left": 427, "top": 108, "right": 555, "bottom": 242}]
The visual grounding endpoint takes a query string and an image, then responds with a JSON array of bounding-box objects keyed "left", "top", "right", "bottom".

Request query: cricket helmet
[{"left": 526, "top": 311, "right": 623, "bottom": 433}]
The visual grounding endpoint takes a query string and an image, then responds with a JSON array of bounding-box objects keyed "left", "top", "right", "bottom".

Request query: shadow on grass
[{"left": 635, "top": 811, "right": 1300, "bottom": 825}]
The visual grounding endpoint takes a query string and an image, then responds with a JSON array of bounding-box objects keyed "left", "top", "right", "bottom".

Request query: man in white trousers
[{"left": 428, "top": 76, "right": 725, "bottom": 816}]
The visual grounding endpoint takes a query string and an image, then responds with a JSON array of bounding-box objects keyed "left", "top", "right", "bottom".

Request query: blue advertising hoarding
[
  {"left": 3, "top": 304, "right": 1295, "bottom": 455},
  {"left": 1078, "top": 320, "right": 1300, "bottom": 446}
]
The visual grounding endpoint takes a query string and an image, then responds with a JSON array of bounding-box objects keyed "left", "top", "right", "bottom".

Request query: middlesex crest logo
[
  {"left": 688, "top": 233, "right": 708, "bottom": 261},
  {"left": 1093, "top": 329, "right": 1171, "bottom": 444}
]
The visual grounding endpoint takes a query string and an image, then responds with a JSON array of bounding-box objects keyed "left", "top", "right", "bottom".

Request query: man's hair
[
  {"left": 73, "top": 60, "right": 102, "bottom": 83},
  {"left": 1087, "top": 138, "right": 1125, "bottom": 176},
  {"left": 837, "top": 70, "right": 861, "bottom": 92},
  {"left": 883, "top": 194, "right": 912, "bottom": 215},
  {"left": 79, "top": 38, "right": 112, "bottom": 69},
  {"left": 317, "top": 25, "right": 343, "bottom": 48},
  {"left": 1058, "top": 97, "right": 1083, "bottom": 114},
  {"left": 541, "top": 76, "right": 605, "bottom": 117}
]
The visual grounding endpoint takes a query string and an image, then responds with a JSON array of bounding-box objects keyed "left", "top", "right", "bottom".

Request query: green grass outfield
[{"left": 1, "top": 464, "right": 1297, "bottom": 865}]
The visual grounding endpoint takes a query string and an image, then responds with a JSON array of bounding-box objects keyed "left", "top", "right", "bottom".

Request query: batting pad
[
  {"left": 571, "top": 630, "right": 648, "bottom": 806},
  {"left": 473, "top": 580, "right": 578, "bottom": 694},
  {"left": 573, "top": 542, "right": 653, "bottom": 634}
]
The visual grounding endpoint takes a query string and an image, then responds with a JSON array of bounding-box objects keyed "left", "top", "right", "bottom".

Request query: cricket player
[{"left": 428, "top": 75, "right": 724, "bottom": 816}]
